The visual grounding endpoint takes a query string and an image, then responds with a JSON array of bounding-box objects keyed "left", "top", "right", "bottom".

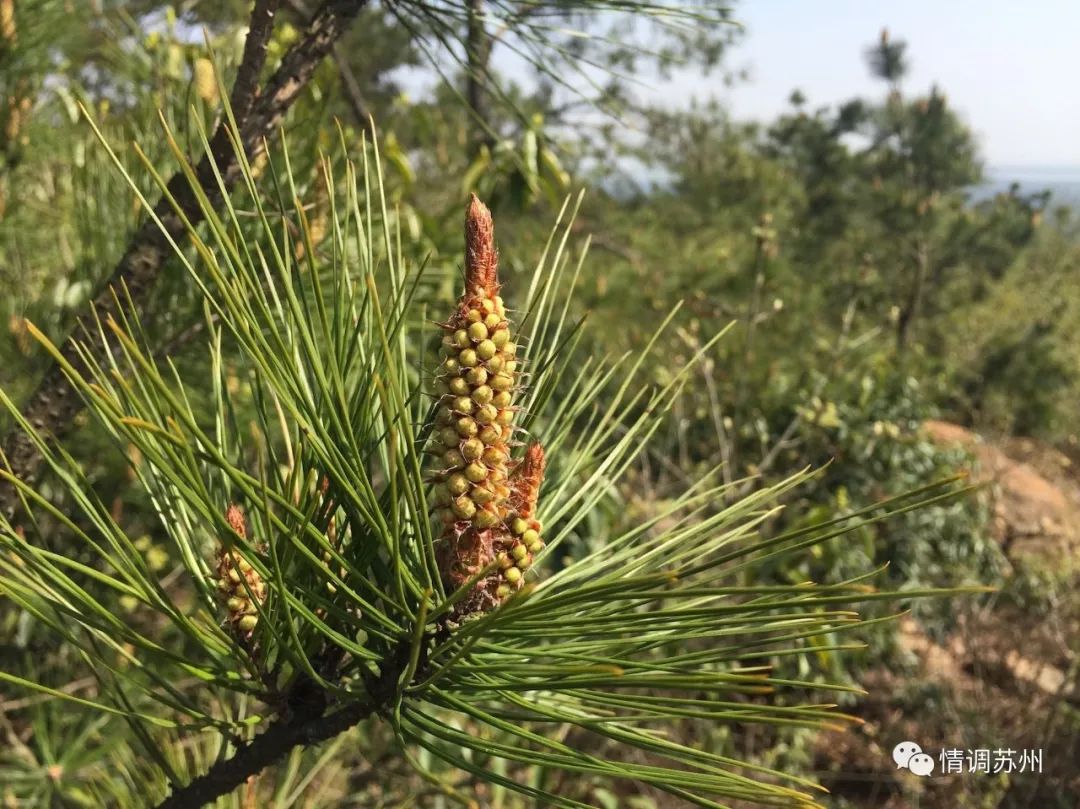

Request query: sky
[{"left": 645, "top": 0, "right": 1080, "bottom": 170}]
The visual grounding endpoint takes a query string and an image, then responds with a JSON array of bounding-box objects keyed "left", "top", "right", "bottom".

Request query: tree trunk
[
  {"left": 896, "top": 242, "right": 928, "bottom": 353},
  {"left": 465, "top": 0, "right": 495, "bottom": 159}
]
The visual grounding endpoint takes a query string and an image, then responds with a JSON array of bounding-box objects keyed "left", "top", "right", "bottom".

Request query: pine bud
[
  {"left": 476, "top": 340, "right": 497, "bottom": 360},
  {"left": 465, "top": 367, "right": 488, "bottom": 386},
  {"left": 429, "top": 196, "right": 543, "bottom": 618},
  {"left": 237, "top": 614, "right": 258, "bottom": 633},
  {"left": 461, "top": 438, "right": 484, "bottom": 460},
  {"left": 447, "top": 473, "right": 470, "bottom": 496},
  {"left": 479, "top": 425, "right": 502, "bottom": 445},
  {"left": 215, "top": 504, "right": 266, "bottom": 642}
]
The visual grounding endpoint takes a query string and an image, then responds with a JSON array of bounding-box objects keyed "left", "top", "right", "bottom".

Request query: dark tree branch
[
  {"left": 154, "top": 697, "right": 375, "bottom": 809},
  {"left": 284, "top": 0, "right": 372, "bottom": 125},
  {"left": 0, "top": 0, "right": 369, "bottom": 521},
  {"left": 229, "top": 0, "right": 281, "bottom": 124},
  {"left": 155, "top": 641, "right": 411, "bottom": 807}
]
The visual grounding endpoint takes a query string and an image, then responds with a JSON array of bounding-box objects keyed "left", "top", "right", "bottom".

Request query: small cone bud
[
  {"left": 465, "top": 462, "right": 488, "bottom": 483},
  {"left": 215, "top": 504, "right": 266, "bottom": 642},
  {"left": 448, "top": 473, "right": 470, "bottom": 496},
  {"left": 237, "top": 614, "right": 258, "bottom": 633},
  {"left": 462, "top": 438, "right": 484, "bottom": 460},
  {"left": 465, "top": 367, "right": 488, "bottom": 386},
  {"left": 476, "top": 340, "right": 497, "bottom": 360},
  {"left": 227, "top": 596, "right": 247, "bottom": 612}
]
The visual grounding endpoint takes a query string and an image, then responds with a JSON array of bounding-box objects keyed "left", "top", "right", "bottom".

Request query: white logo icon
[
  {"left": 909, "top": 753, "right": 935, "bottom": 777},
  {"left": 893, "top": 741, "right": 934, "bottom": 777}
]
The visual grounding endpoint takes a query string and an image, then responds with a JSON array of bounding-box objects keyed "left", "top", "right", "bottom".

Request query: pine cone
[
  {"left": 215, "top": 504, "right": 266, "bottom": 639},
  {"left": 430, "top": 197, "right": 545, "bottom": 616}
]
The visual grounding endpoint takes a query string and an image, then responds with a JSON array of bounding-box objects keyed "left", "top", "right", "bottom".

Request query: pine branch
[
  {"left": 155, "top": 645, "right": 408, "bottom": 808},
  {"left": 283, "top": 0, "right": 372, "bottom": 126},
  {"left": 230, "top": 0, "right": 282, "bottom": 126},
  {"left": 154, "top": 699, "right": 375, "bottom": 809},
  {"left": 0, "top": 0, "right": 368, "bottom": 521}
]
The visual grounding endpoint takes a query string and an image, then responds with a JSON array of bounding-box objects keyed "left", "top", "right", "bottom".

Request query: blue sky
[{"left": 646, "top": 0, "right": 1080, "bottom": 169}]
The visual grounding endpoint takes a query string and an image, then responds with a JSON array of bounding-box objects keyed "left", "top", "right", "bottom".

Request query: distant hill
[{"left": 973, "top": 165, "right": 1080, "bottom": 209}]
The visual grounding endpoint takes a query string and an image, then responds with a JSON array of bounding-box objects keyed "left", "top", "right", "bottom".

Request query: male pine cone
[
  {"left": 429, "top": 196, "right": 545, "bottom": 615},
  {"left": 215, "top": 504, "right": 266, "bottom": 639}
]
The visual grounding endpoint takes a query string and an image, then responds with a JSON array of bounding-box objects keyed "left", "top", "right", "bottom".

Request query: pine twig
[
  {"left": 333, "top": 42, "right": 373, "bottom": 125},
  {"left": 0, "top": 0, "right": 369, "bottom": 521}
]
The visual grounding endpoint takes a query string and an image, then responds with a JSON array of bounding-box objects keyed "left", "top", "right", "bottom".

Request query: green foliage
[
  {"left": 941, "top": 209, "right": 1080, "bottom": 437},
  {"left": 0, "top": 97, "right": 989, "bottom": 806},
  {"left": 2, "top": 5, "right": 1076, "bottom": 806},
  {"left": 779, "top": 364, "right": 1001, "bottom": 640}
]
